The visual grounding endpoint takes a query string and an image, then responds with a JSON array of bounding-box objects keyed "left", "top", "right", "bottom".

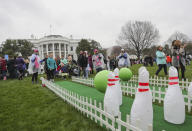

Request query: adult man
[
  {"left": 118, "top": 49, "right": 131, "bottom": 68},
  {"left": 77, "top": 51, "right": 88, "bottom": 77},
  {"left": 92, "top": 49, "right": 104, "bottom": 73}
]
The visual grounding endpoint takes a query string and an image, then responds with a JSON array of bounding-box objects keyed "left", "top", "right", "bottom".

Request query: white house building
[{"left": 29, "top": 35, "right": 81, "bottom": 60}]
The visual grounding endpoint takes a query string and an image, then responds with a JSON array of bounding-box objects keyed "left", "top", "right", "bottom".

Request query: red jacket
[
  {"left": 0, "top": 58, "right": 7, "bottom": 71},
  {"left": 166, "top": 56, "right": 172, "bottom": 63}
]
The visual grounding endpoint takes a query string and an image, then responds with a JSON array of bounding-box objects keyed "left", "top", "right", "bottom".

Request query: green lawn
[
  {"left": 129, "top": 63, "right": 192, "bottom": 81},
  {"left": 0, "top": 77, "right": 106, "bottom": 131},
  {"left": 56, "top": 81, "right": 192, "bottom": 131}
]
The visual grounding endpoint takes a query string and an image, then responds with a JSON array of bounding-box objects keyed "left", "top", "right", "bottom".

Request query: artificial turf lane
[{"left": 56, "top": 81, "right": 192, "bottom": 131}]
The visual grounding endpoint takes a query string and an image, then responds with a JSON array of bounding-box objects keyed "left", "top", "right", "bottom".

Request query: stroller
[{"left": 60, "top": 65, "right": 69, "bottom": 80}]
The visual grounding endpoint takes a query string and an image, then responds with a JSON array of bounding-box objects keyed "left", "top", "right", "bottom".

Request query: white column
[
  {"left": 46, "top": 44, "right": 48, "bottom": 56},
  {"left": 59, "top": 43, "right": 61, "bottom": 58},
  {"left": 53, "top": 43, "right": 55, "bottom": 58},
  {"left": 64, "top": 44, "right": 66, "bottom": 58},
  {"left": 41, "top": 45, "right": 43, "bottom": 59}
]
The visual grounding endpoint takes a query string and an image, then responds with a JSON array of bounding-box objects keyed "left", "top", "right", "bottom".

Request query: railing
[
  {"left": 72, "top": 76, "right": 192, "bottom": 113},
  {"left": 130, "top": 75, "right": 191, "bottom": 90},
  {"left": 41, "top": 77, "right": 153, "bottom": 131}
]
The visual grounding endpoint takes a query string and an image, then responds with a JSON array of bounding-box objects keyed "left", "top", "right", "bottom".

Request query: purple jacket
[{"left": 16, "top": 57, "right": 25, "bottom": 70}]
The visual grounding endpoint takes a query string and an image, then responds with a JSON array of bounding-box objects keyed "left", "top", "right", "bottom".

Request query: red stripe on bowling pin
[
  {"left": 138, "top": 88, "right": 149, "bottom": 92},
  {"left": 169, "top": 77, "right": 178, "bottom": 80},
  {"left": 108, "top": 83, "right": 115, "bottom": 86},
  {"left": 138, "top": 82, "right": 149, "bottom": 92},
  {"left": 169, "top": 82, "right": 179, "bottom": 85},
  {"left": 108, "top": 79, "right": 118, "bottom": 82},
  {"left": 139, "top": 82, "right": 149, "bottom": 86}
]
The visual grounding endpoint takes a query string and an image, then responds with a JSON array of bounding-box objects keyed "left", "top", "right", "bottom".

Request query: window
[
  {"left": 43, "top": 45, "right": 46, "bottom": 52},
  {"left": 61, "top": 44, "right": 64, "bottom": 51},
  {"left": 71, "top": 46, "right": 73, "bottom": 51},
  {"left": 66, "top": 44, "right": 68, "bottom": 51},
  {"left": 48, "top": 44, "right": 53, "bottom": 51},
  {"left": 54, "top": 43, "right": 59, "bottom": 51}
]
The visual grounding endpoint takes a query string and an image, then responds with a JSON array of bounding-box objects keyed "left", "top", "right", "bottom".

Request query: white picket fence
[
  {"left": 40, "top": 77, "right": 153, "bottom": 131},
  {"left": 72, "top": 76, "right": 192, "bottom": 113}
]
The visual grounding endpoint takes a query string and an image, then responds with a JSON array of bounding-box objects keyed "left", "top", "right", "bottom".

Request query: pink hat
[
  {"left": 34, "top": 49, "right": 38, "bottom": 52},
  {"left": 94, "top": 49, "right": 98, "bottom": 53}
]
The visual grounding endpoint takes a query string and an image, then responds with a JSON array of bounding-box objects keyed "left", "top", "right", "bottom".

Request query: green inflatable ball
[
  {"left": 119, "top": 68, "right": 133, "bottom": 81},
  {"left": 94, "top": 70, "right": 110, "bottom": 93}
]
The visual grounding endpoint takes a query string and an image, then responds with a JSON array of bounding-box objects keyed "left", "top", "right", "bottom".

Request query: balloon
[
  {"left": 94, "top": 70, "right": 110, "bottom": 93},
  {"left": 119, "top": 68, "right": 133, "bottom": 81}
]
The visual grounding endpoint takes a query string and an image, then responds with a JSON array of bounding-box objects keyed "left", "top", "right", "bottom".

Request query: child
[
  {"left": 47, "top": 53, "right": 57, "bottom": 82},
  {"left": 60, "top": 56, "right": 68, "bottom": 80},
  {"left": 155, "top": 46, "right": 167, "bottom": 76}
]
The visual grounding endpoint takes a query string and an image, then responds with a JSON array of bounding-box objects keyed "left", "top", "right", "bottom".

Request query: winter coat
[
  {"left": 92, "top": 53, "right": 105, "bottom": 69},
  {"left": 28, "top": 54, "right": 41, "bottom": 74},
  {"left": 7, "top": 59, "right": 16, "bottom": 72},
  {"left": 88, "top": 55, "right": 93, "bottom": 67},
  {"left": 15, "top": 57, "right": 25, "bottom": 70},
  {"left": 171, "top": 47, "right": 186, "bottom": 67},
  {"left": 166, "top": 56, "right": 172, "bottom": 63},
  {"left": 60, "top": 59, "right": 68, "bottom": 65},
  {"left": 77, "top": 54, "right": 88, "bottom": 68},
  {"left": 0, "top": 58, "right": 7, "bottom": 71},
  {"left": 47, "top": 57, "right": 57, "bottom": 70},
  {"left": 118, "top": 53, "right": 131, "bottom": 67},
  {"left": 156, "top": 51, "right": 166, "bottom": 65}
]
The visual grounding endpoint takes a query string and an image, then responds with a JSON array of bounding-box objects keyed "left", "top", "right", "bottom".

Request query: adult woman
[
  {"left": 28, "top": 49, "right": 41, "bottom": 84},
  {"left": 155, "top": 46, "right": 167, "bottom": 76},
  {"left": 15, "top": 54, "right": 25, "bottom": 80},
  {"left": 171, "top": 40, "right": 186, "bottom": 79}
]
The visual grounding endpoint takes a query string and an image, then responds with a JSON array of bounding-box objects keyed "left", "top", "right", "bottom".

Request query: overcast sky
[{"left": 0, "top": 0, "right": 191, "bottom": 48}]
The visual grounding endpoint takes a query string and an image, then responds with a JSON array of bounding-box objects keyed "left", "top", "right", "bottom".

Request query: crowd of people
[
  {"left": 155, "top": 40, "right": 190, "bottom": 80},
  {"left": 0, "top": 40, "right": 191, "bottom": 82},
  {"left": 0, "top": 54, "right": 29, "bottom": 81}
]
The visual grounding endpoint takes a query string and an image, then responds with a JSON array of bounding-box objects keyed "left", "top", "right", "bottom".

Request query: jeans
[
  {"left": 96, "top": 67, "right": 103, "bottom": 73},
  {"left": 32, "top": 72, "right": 38, "bottom": 82},
  {"left": 47, "top": 69, "right": 54, "bottom": 80},
  {"left": 156, "top": 64, "right": 167, "bottom": 75}
]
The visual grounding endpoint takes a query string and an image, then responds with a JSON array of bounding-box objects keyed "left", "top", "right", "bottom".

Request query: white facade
[{"left": 29, "top": 35, "right": 80, "bottom": 60}]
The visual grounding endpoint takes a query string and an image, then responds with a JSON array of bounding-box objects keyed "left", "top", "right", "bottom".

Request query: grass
[
  {"left": 0, "top": 77, "right": 106, "bottom": 131},
  {"left": 129, "top": 63, "right": 192, "bottom": 81},
  {"left": 56, "top": 81, "right": 192, "bottom": 131}
]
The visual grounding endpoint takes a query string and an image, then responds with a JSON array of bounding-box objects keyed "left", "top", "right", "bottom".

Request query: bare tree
[
  {"left": 167, "top": 31, "right": 190, "bottom": 44},
  {"left": 118, "top": 21, "right": 159, "bottom": 59}
]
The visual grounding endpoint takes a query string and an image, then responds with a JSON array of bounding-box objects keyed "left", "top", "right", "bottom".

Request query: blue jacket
[
  {"left": 47, "top": 57, "right": 57, "bottom": 70},
  {"left": 156, "top": 51, "right": 166, "bottom": 65}
]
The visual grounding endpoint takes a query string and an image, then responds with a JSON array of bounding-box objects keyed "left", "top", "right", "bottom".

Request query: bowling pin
[
  {"left": 188, "top": 82, "right": 192, "bottom": 97},
  {"left": 130, "top": 68, "right": 153, "bottom": 131},
  {"left": 164, "top": 66, "right": 185, "bottom": 124},
  {"left": 114, "top": 68, "right": 122, "bottom": 106},
  {"left": 104, "top": 72, "right": 120, "bottom": 117},
  {"left": 138, "top": 66, "right": 146, "bottom": 75}
]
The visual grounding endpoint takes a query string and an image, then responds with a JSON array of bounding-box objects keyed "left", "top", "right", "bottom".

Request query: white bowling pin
[
  {"left": 164, "top": 66, "right": 185, "bottom": 124},
  {"left": 188, "top": 82, "right": 192, "bottom": 97},
  {"left": 114, "top": 68, "right": 122, "bottom": 106},
  {"left": 130, "top": 68, "right": 153, "bottom": 131},
  {"left": 138, "top": 66, "right": 146, "bottom": 75},
  {"left": 104, "top": 72, "right": 120, "bottom": 117}
]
